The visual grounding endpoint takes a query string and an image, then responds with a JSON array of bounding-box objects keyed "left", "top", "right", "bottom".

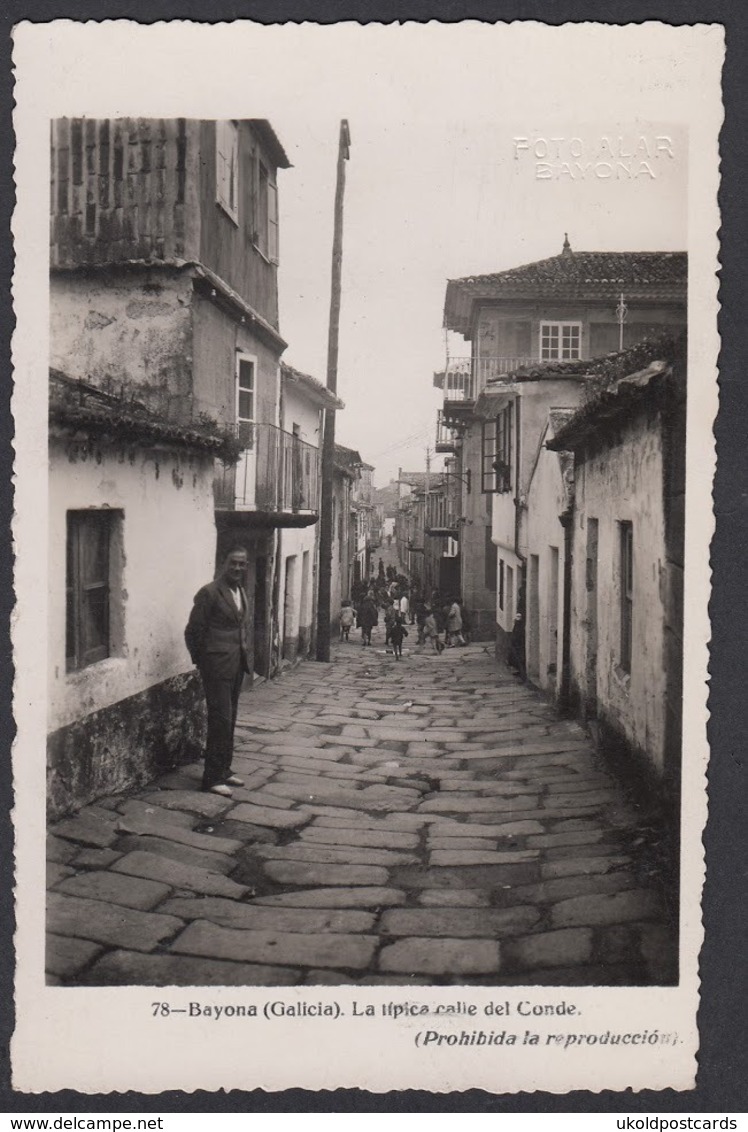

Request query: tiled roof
[
  {"left": 444, "top": 246, "right": 687, "bottom": 334},
  {"left": 281, "top": 362, "right": 345, "bottom": 410},
  {"left": 334, "top": 443, "right": 363, "bottom": 475},
  {"left": 547, "top": 334, "right": 686, "bottom": 452},
  {"left": 49, "top": 370, "right": 241, "bottom": 460}
]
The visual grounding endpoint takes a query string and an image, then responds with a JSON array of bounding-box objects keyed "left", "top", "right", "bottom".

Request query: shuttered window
[
  {"left": 215, "top": 121, "right": 239, "bottom": 223},
  {"left": 66, "top": 510, "right": 119, "bottom": 672},
  {"left": 481, "top": 406, "right": 513, "bottom": 493}
]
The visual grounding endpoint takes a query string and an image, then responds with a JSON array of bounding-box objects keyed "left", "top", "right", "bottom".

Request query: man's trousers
[{"left": 200, "top": 666, "right": 245, "bottom": 789}]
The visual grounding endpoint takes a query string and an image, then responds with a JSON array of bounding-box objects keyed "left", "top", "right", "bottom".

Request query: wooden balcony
[{"left": 215, "top": 422, "right": 320, "bottom": 527}]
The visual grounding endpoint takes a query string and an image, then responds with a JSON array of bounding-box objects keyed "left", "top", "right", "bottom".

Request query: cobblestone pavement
[{"left": 47, "top": 632, "right": 678, "bottom": 987}]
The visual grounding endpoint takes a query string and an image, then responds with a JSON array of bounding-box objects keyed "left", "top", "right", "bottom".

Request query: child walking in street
[
  {"left": 389, "top": 614, "right": 408, "bottom": 660},
  {"left": 422, "top": 605, "right": 444, "bottom": 653},
  {"left": 339, "top": 600, "right": 355, "bottom": 642}
]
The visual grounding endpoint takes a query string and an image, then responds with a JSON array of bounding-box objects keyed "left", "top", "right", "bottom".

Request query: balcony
[
  {"left": 215, "top": 422, "right": 320, "bottom": 527},
  {"left": 434, "top": 356, "right": 535, "bottom": 412},
  {"left": 435, "top": 409, "right": 459, "bottom": 454},
  {"left": 425, "top": 488, "right": 460, "bottom": 538}
]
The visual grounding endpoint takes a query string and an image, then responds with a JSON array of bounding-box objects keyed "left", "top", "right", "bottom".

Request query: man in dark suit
[{"left": 185, "top": 546, "right": 252, "bottom": 797}]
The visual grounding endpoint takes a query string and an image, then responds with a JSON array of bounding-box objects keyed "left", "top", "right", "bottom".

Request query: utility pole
[{"left": 316, "top": 120, "right": 351, "bottom": 661}]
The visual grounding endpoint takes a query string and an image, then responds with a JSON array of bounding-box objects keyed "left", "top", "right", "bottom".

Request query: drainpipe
[{"left": 559, "top": 506, "right": 574, "bottom": 715}]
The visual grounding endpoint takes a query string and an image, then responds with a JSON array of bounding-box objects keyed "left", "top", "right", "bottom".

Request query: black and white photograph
[{"left": 11, "top": 20, "right": 721, "bottom": 1095}]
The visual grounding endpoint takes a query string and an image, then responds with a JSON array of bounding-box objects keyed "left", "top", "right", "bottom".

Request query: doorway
[{"left": 585, "top": 518, "right": 599, "bottom": 718}]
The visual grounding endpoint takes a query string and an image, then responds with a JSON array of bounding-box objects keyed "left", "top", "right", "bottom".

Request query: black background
[{"left": 1, "top": 0, "right": 745, "bottom": 1114}]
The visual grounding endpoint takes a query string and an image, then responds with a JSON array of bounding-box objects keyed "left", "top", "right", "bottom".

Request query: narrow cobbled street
[{"left": 47, "top": 626, "right": 677, "bottom": 989}]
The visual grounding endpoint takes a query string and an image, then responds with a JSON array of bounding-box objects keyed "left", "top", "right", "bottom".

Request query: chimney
[{"left": 562, "top": 233, "right": 572, "bottom": 256}]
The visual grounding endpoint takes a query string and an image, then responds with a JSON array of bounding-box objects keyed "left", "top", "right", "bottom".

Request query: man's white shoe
[
  {"left": 207, "top": 784, "right": 233, "bottom": 797},
  {"left": 225, "top": 775, "right": 244, "bottom": 787}
]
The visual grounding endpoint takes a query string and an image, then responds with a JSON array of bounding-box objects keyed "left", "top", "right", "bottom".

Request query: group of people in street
[
  {"left": 184, "top": 548, "right": 474, "bottom": 799},
  {"left": 341, "top": 559, "right": 471, "bottom": 657}
]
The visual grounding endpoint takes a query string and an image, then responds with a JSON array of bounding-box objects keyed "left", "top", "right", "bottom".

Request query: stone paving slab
[
  {"left": 229, "top": 803, "right": 311, "bottom": 830},
  {"left": 380, "top": 905, "right": 540, "bottom": 939},
  {"left": 255, "top": 843, "right": 418, "bottom": 868},
  {"left": 159, "top": 896, "right": 377, "bottom": 934},
  {"left": 115, "top": 834, "right": 236, "bottom": 874},
  {"left": 262, "top": 861, "right": 390, "bottom": 888},
  {"left": 112, "top": 851, "right": 249, "bottom": 899},
  {"left": 46, "top": 933, "right": 104, "bottom": 979},
  {"left": 116, "top": 800, "right": 197, "bottom": 828},
  {"left": 48, "top": 892, "right": 183, "bottom": 952},
  {"left": 82, "top": 951, "right": 301, "bottom": 986},
  {"left": 379, "top": 937, "right": 501, "bottom": 976},
  {"left": 54, "top": 870, "right": 171, "bottom": 910},
  {"left": 171, "top": 920, "right": 379, "bottom": 971},
  {"left": 252, "top": 887, "right": 407, "bottom": 909},
  {"left": 140, "top": 791, "right": 234, "bottom": 818},
  {"left": 51, "top": 813, "right": 119, "bottom": 849}
]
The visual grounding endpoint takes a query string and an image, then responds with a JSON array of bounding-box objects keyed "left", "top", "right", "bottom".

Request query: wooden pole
[{"left": 316, "top": 120, "right": 350, "bottom": 661}]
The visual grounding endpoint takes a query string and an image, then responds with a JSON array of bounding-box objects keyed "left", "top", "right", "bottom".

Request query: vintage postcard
[{"left": 11, "top": 20, "right": 723, "bottom": 1094}]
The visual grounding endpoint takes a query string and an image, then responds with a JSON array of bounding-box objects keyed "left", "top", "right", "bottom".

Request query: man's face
[{"left": 224, "top": 552, "right": 247, "bottom": 587}]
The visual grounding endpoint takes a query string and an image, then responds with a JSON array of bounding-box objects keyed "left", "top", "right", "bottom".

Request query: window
[
  {"left": 485, "top": 527, "right": 497, "bottom": 592},
  {"left": 481, "top": 405, "right": 513, "bottom": 493},
  {"left": 255, "top": 161, "right": 279, "bottom": 264},
  {"left": 66, "top": 510, "right": 119, "bottom": 672},
  {"left": 215, "top": 120, "right": 239, "bottom": 223},
  {"left": 499, "top": 559, "right": 505, "bottom": 611},
  {"left": 236, "top": 355, "right": 255, "bottom": 448},
  {"left": 620, "top": 521, "right": 634, "bottom": 673},
  {"left": 540, "top": 321, "right": 582, "bottom": 361}
]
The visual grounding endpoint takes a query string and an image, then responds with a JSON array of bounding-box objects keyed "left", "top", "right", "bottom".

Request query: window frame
[
  {"left": 215, "top": 120, "right": 239, "bottom": 225},
  {"left": 235, "top": 352, "right": 257, "bottom": 450},
  {"left": 619, "top": 521, "right": 634, "bottom": 673},
  {"left": 66, "top": 509, "right": 118, "bottom": 673},
  {"left": 539, "top": 320, "right": 582, "bottom": 361},
  {"left": 481, "top": 404, "right": 513, "bottom": 494}
]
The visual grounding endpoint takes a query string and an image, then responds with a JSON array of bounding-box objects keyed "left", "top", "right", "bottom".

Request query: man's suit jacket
[{"left": 185, "top": 579, "right": 252, "bottom": 681}]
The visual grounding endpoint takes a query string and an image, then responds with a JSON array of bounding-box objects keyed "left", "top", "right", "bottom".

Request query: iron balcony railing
[
  {"left": 436, "top": 356, "right": 535, "bottom": 403},
  {"left": 215, "top": 421, "right": 320, "bottom": 514}
]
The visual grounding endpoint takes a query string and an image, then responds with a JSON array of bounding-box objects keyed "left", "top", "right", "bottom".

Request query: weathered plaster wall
[
  {"left": 48, "top": 437, "right": 216, "bottom": 733},
  {"left": 524, "top": 443, "right": 568, "bottom": 700},
  {"left": 475, "top": 301, "right": 686, "bottom": 366},
  {"left": 49, "top": 269, "right": 195, "bottom": 421},
  {"left": 459, "top": 424, "right": 495, "bottom": 640},
  {"left": 569, "top": 406, "right": 668, "bottom": 776},
  {"left": 48, "top": 672, "right": 205, "bottom": 819},
  {"left": 278, "top": 386, "right": 321, "bottom": 660},
  {"left": 47, "top": 436, "right": 217, "bottom": 814},
  {"left": 191, "top": 293, "right": 281, "bottom": 426}
]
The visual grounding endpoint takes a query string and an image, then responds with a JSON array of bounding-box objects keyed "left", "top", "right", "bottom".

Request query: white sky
[{"left": 275, "top": 114, "right": 688, "bottom": 482}]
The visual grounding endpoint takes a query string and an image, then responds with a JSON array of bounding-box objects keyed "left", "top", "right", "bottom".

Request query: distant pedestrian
[
  {"left": 389, "top": 615, "right": 408, "bottom": 660},
  {"left": 459, "top": 600, "right": 472, "bottom": 644},
  {"left": 446, "top": 597, "right": 465, "bottom": 647},
  {"left": 384, "top": 600, "right": 398, "bottom": 646},
  {"left": 184, "top": 546, "right": 250, "bottom": 797},
  {"left": 397, "top": 590, "right": 410, "bottom": 622},
  {"left": 339, "top": 600, "right": 355, "bottom": 641},
  {"left": 423, "top": 606, "right": 444, "bottom": 653},
  {"left": 357, "top": 593, "right": 379, "bottom": 647},
  {"left": 415, "top": 595, "right": 428, "bottom": 644}
]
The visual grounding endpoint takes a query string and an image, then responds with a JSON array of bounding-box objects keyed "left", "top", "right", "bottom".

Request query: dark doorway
[{"left": 254, "top": 555, "right": 269, "bottom": 678}]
